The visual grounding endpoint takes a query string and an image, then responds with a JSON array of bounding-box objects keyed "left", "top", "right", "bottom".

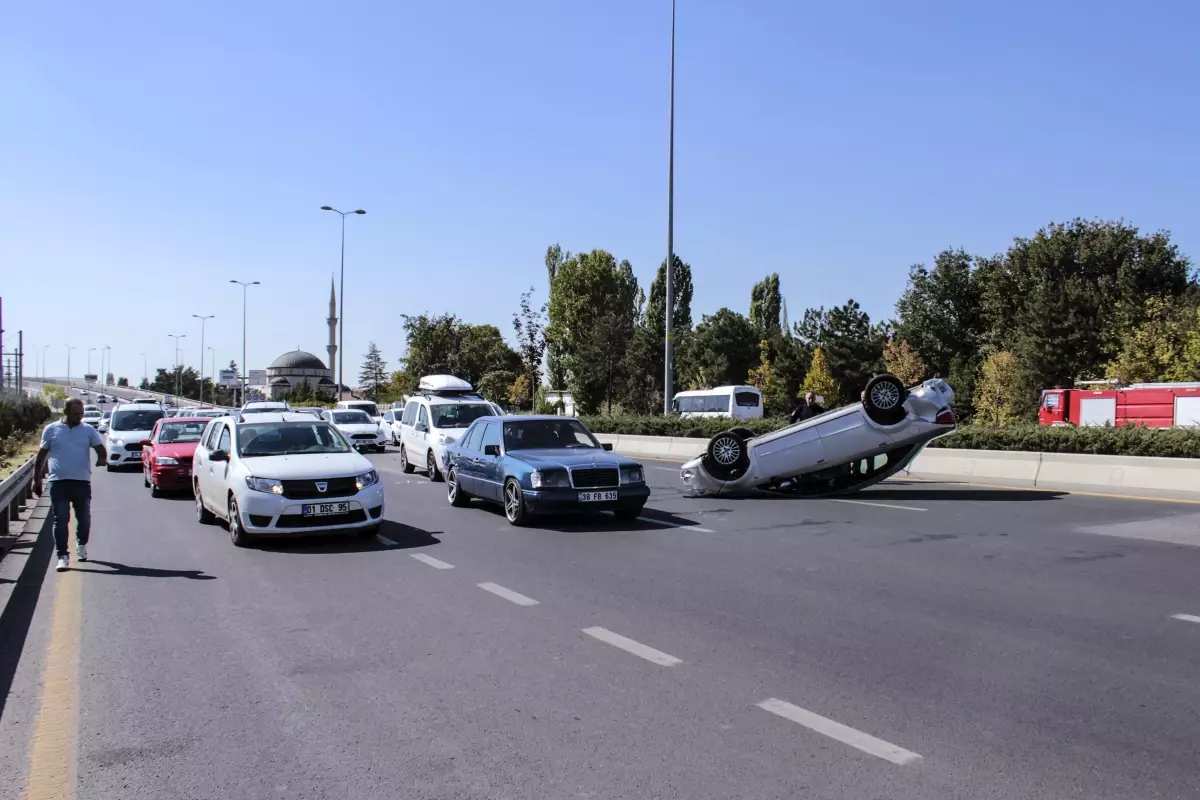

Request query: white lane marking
[
  {"left": 648, "top": 465, "right": 681, "bottom": 473},
  {"left": 581, "top": 626, "right": 682, "bottom": 666},
  {"left": 830, "top": 499, "right": 927, "bottom": 512},
  {"left": 756, "top": 698, "right": 923, "bottom": 766},
  {"left": 636, "top": 516, "right": 715, "bottom": 533},
  {"left": 410, "top": 553, "right": 454, "bottom": 569},
  {"left": 376, "top": 534, "right": 399, "bottom": 547},
  {"left": 1171, "top": 613, "right": 1200, "bottom": 624},
  {"left": 478, "top": 582, "right": 539, "bottom": 606}
]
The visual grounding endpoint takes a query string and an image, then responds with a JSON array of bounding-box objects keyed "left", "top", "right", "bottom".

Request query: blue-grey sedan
[{"left": 442, "top": 416, "right": 650, "bottom": 525}]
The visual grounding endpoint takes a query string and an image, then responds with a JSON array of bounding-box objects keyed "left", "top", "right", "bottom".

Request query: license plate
[
  {"left": 578, "top": 491, "right": 618, "bottom": 502},
  {"left": 302, "top": 502, "right": 350, "bottom": 517}
]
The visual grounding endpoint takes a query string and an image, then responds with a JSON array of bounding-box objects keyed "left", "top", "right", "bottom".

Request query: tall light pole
[
  {"left": 168, "top": 334, "right": 187, "bottom": 398},
  {"left": 320, "top": 206, "right": 367, "bottom": 398},
  {"left": 230, "top": 280, "right": 260, "bottom": 405},
  {"left": 192, "top": 314, "right": 214, "bottom": 403},
  {"left": 101, "top": 345, "right": 111, "bottom": 386},
  {"left": 208, "top": 346, "right": 216, "bottom": 403},
  {"left": 663, "top": 0, "right": 677, "bottom": 414},
  {"left": 65, "top": 345, "right": 75, "bottom": 386},
  {"left": 87, "top": 347, "right": 97, "bottom": 381},
  {"left": 139, "top": 352, "right": 147, "bottom": 390},
  {"left": 41, "top": 345, "right": 49, "bottom": 380}
]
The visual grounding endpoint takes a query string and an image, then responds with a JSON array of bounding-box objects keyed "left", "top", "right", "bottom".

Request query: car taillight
[{"left": 935, "top": 408, "right": 955, "bottom": 424}]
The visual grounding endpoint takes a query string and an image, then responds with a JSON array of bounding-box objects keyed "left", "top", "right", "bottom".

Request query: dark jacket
[{"left": 788, "top": 401, "right": 825, "bottom": 425}]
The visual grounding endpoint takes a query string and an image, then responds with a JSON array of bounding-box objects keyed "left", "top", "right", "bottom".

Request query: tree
[
  {"left": 544, "top": 244, "right": 571, "bottom": 389},
  {"left": 679, "top": 308, "right": 758, "bottom": 389},
  {"left": 801, "top": 348, "right": 839, "bottom": 405},
  {"left": 508, "top": 374, "right": 530, "bottom": 409},
  {"left": 546, "top": 249, "right": 640, "bottom": 414},
  {"left": 749, "top": 273, "right": 782, "bottom": 336},
  {"left": 41, "top": 383, "right": 67, "bottom": 409},
  {"left": 477, "top": 369, "right": 516, "bottom": 404},
  {"left": 894, "top": 249, "right": 984, "bottom": 378},
  {"left": 116, "top": 377, "right": 129, "bottom": 387},
  {"left": 794, "top": 300, "right": 887, "bottom": 404},
  {"left": 105, "top": 372, "right": 115, "bottom": 386},
  {"left": 746, "top": 339, "right": 788, "bottom": 416},
  {"left": 512, "top": 287, "right": 548, "bottom": 410},
  {"left": 401, "top": 315, "right": 520, "bottom": 392},
  {"left": 1105, "top": 296, "right": 1198, "bottom": 383},
  {"left": 358, "top": 342, "right": 388, "bottom": 401},
  {"left": 972, "top": 352, "right": 1030, "bottom": 425},
  {"left": 642, "top": 254, "right": 695, "bottom": 402},
  {"left": 1182, "top": 308, "right": 1200, "bottom": 381},
  {"left": 883, "top": 339, "right": 927, "bottom": 385}
]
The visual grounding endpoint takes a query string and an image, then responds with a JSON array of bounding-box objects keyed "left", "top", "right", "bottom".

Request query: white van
[
  {"left": 335, "top": 399, "right": 382, "bottom": 424},
  {"left": 672, "top": 386, "right": 763, "bottom": 419},
  {"left": 398, "top": 375, "right": 497, "bottom": 481}
]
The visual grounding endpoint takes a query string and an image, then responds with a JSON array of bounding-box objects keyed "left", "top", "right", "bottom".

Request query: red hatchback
[{"left": 141, "top": 417, "right": 211, "bottom": 497}]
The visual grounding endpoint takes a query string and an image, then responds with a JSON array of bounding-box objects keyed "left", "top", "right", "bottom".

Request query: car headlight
[
  {"left": 356, "top": 470, "right": 379, "bottom": 491},
  {"left": 620, "top": 466, "right": 644, "bottom": 484},
  {"left": 245, "top": 476, "right": 284, "bottom": 494},
  {"left": 681, "top": 468, "right": 695, "bottom": 481},
  {"left": 155, "top": 456, "right": 179, "bottom": 465},
  {"left": 110, "top": 438, "right": 124, "bottom": 447},
  {"left": 530, "top": 470, "right": 571, "bottom": 489}
]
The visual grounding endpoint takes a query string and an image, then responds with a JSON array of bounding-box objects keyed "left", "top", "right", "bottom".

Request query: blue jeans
[{"left": 50, "top": 480, "right": 91, "bottom": 557}]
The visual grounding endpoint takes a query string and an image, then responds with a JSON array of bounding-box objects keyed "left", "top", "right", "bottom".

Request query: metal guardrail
[{"left": 1, "top": 455, "right": 38, "bottom": 538}]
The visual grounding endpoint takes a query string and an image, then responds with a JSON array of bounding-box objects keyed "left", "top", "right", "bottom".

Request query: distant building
[{"left": 262, "top": 277, "right": 349, "bottom": 400}]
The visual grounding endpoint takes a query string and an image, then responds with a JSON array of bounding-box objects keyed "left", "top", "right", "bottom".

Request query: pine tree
[
  {"left": 801, "top": 347, "right": 839, "bottom": 406},
  {"left": 358, "top": 342, "right": 388, "bottom": 401}
]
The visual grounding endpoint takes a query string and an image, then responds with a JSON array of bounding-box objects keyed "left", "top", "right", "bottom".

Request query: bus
[{"left": 672, "top": 386, "right": 763, "bottom": 419}]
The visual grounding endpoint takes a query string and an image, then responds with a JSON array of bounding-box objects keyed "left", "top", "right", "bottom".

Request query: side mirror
[
  {"left": 209, "top": 449, "right": 228, "bottom": 462},
  {"left": 601, "top": 443, "right": 613, "bottom": 451},
  {"left": 483, "top": 444, "right": 501, "bottom": 457},
  {"left": 140, "top": 438, "right": 152, "bottom": 447},
  {"left": 415, "top": 422, "right": 428, "bottom": 433}
]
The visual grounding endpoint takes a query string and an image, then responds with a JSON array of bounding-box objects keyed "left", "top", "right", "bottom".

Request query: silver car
[{"left": 680, "top": 375, "right": 956, "bottom": 497}]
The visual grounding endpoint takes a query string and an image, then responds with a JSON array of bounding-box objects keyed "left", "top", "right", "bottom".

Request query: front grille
[
  {"left": 352, "top": 434, "right": 377, "bottom": 440},
  {"left": 276, "top": 509, "right": 367, "bottom": 529},
  {"left": 125, "top": 443, "right": 143, "bottom": 452},
  {"left": 176, "top": 456, "right": 193, "bottom": 467},
  {"left": 569, "top": 467, "right": 619, "bottom": 489},
  {"left": 280, "top": 477, "right": 358, "bottom": 500}
]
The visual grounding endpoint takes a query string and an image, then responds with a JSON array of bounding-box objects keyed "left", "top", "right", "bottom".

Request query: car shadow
[
  {"left": 71, "top": 560, "right": 217, "bottom": 579},
  {"left": 471, "top": 501, "right": 707, "bottom": 533},
  {"left": 254, "top": 519, "right": 442, "bottom": 554}
]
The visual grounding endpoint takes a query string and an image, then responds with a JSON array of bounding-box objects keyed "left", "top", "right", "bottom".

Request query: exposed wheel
[
  {"left": 400, "top": 445, "right": 415, "bottom": 474},
  {"left": 447, "top": 468, "right": 470, "bottom": 507},
  {"left": 613, "top": 505, "right": 644, "bottom": 521},
  {"left": 863, "top": 373, "right": 908, "bottom": 425},
  {"left": 195, "top": 489, "right": 215, "bottom": 525},
  {"left": 727, "top": 427, "right": 754, "bottom": 440},
  {"left": 703, "top": 430, "right": 750, "bottom": 481},
  {"left": 150, "top": 481, "right": 161, "bottom": 498},
  {"left": 228, "top": 497, "right": 252, "bottom": 547},
  {"left": 503, "top": 479, "right": 528, "bottom": 526},
  {"left": 426, "top": 450, "right": 443, "bottom": 482}
]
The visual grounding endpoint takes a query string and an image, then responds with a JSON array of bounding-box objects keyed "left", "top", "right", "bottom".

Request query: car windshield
[
  {"left": 430, "top": 403, "right": 493, "bottom": 429},
  {"left": 332, "top": 411, "right": 371, "bottom": 425},
  {"left": 157, "top": 421, "right": 207, "bottom": 443},
  {"left": 110, "top": 409, "right": 165, "bottom": 431},
  {"left": 83, "top": 411, "right": 101, "bottom": 418},
  {"left": 345, "top": 403, "right": 378, "bottom": 417},
  {"left": 241, "top": 406, "right": 285, "bottom": 415},
  {"left": 237, "top": 421, "right": 352, "bottom": 457},
  {"left": 102, "top": 412, "right": 111, "bottom": 420},
  {"left": 503, "top": 419, "right": 600, "bottom": 450}
]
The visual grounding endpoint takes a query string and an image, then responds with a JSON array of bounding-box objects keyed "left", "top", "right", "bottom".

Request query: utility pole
[
  {"left": 663, "top": 0, "right": 677, "bottom": 414},
  {"left": 193, "top": 314, "right": 214, "bottom": 403}
]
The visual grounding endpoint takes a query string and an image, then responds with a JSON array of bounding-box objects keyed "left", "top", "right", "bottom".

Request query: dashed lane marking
[
  {"left": 477, "top": 582, "right": 539, "bottom": 606},
  {"left": 409, "top": 553, "right": 454, "bottom": 569},
  {"left": 756, "top": 698, "right": 923, "bottom": 766},
  {"left": 375, "top": 534, "right": 399, "bottom": 547},
  {"left": 582, "top": 626, "right": 683, "bottom": 667},
  {"left": 830, "top": 499, "right": 926, "bottom": 512},
  {"left": 636, "top": 516, "right": 715, "bottom": 533},
  {"left": 1170, "top": 613, "right": 1200, "bottom": 624}
]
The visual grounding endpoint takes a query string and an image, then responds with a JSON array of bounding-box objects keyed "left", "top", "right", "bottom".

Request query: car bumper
[
  {"left": 149, "top": 464, "right": 194, "bottom": 489},
  {"left": 680, "top": 456, "right": 729, "bottom": 495},
  {"left": 351, "top": 436, "right": 386, "bottom": 450},
  {"left": 521, "top": 484, "right": 651, "bottom": 515},
  {"left": 107, "top": 446, "right": 144, "bottom": 466},
  {"left": 234, "top": 483, "right": 386, "bottom": 535}
]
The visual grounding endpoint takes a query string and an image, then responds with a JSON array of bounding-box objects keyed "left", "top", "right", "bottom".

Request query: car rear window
[
  {"left": 734, "top": 391, "right": 761, "bottom": 407},
  {"left": 674, "top": 394, "right": 731, "bottom": 413}
]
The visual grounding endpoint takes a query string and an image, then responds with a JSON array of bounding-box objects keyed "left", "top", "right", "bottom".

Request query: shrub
[
  {"left": 929, "top": 424, "right": 1200, "bottom": 458},
  {"left": 580, "top": 414, "right": 788, "bottom": 439},
  {"left": 0, "top": 392, "right": 53, "bottom": 441}
]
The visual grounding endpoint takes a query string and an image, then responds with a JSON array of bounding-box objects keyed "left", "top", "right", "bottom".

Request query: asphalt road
[{"left": 2, "top": 450, "right": 1200, "bottom": 799}]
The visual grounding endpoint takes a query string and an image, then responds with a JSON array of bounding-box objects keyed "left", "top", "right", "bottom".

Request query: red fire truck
[{"left": 1038, "top": 380, "right": 1200, "bottom": 427}]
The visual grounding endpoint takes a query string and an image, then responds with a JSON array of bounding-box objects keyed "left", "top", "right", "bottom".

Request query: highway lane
[{"left": 3, "top": 456, "right": 1199, "bottom": 799}]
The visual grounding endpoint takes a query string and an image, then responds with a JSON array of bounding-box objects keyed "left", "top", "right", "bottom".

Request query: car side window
[
  {"left": 217, "top": 426, "right": 232, "bottom": 454},
  {"left": 462, "top": 423, "right": 483, "bottom": 452},
  {"left": 402, "top": 401, "right": 418, "bottom": 425},
  {"left": 417, "top": 406, "right": 428, "bottom": 427},
  {"left": 480, "top": 422, "right": 502, "bottom": 453},
  {"left": 203, "top": 421, "right": 221, "bottom": 450},
  {"left": 383, "top": 411, "right": 393, "bottom": 423}
]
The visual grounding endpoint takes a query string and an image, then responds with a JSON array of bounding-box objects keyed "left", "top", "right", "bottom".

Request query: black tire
[
  {"left": 427, "top": 450, "right": 443, "bottom": 482},
  {"left": 150, "top": 481, "right": 161, "bottom": 498},
  {"left": 377, "top": 445, "right": 386, "bottom": 453},
  {"left": 702, "top": 430, "right": 750, "bottom": 481},
  {"left": 447, "top": 468, "right": 470, "bottom": 507},
  {"left": 195, "top": 489, "right": 215, "bottom": 525},
  {"left": 503, "top": 479, "right": 528, "bottom": 526},
  {"left": 863, "top": 373, "right": 908, "bottom": 425},
  {"left": 613, "top": 505, "right": 644, "bottom": 521},
  {"left": 228, "top": 497, "right": 252, "bottom": 548},
  {"left": 400, "top": 445, "right": 415, "bottom": 474},
  {"left": 727, "top": 426, "right": 755, "bottom": 440},
  {"left": 143, "top": 470, "right": 151, "bottom": 488}
]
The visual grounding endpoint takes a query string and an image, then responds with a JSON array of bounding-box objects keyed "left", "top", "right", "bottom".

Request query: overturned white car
[{"left": 680, "top": 374, "right": 956, "bottom": 497}]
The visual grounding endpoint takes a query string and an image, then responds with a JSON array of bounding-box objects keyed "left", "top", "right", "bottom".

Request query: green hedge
[
  {"left": 0, "top": 392, "right": 53, "bottom": 441},
  {"left": 580, "top": 414, "right": 1200, "bottom": 458}
]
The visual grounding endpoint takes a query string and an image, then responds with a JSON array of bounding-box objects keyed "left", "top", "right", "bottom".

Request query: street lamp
[
  {"left": 208, "top": 346, "right": 216, "bottom": 402},
  {"left": 320, "top": 206, "right": 367, "bottom": 398},
  {"left": 41, "top": 345, "right": 48, "bottom": 381},
  {"left": 663, "top": 0, "right": 677, "bottom": 414},
  {"left": 230, "top": 280, "right": 260, "bottom": 405},
  {"left": 103, "top": 345, "right": 111, "bottom": 387},
  {"left": 192, "top": 314, "right": 214, "bottom": 403},
  {"left": 168, "top": 334, "right": 187, "bottom": 398},
  {"left": 65, "top": 345, "right": 75, "bottom": 385}
]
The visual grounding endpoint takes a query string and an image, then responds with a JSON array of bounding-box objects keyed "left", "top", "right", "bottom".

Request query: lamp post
[
  {"left": 65, "top": 345, "right": 75, "bottom": 387},
  {"left": 168, "top": 334, "right": 187, "bottom": 398},
  {"left": 42, "top": 345, "right": 48, "bottom": 380},
  {"left": 139, "top": 352, "right": 147, "bottom": 390},
  {"left": 208, "top": 346, "right": 216, "bottom": 403},
  {"left": 320, "top": 206, "right": 367, "bottom": 399},
  {"left": 87, "top": 347, "right": 97, "bottom": 382},
  {"left": 102, "top": 345, "right": 111, "bottom": 387},
  {"left": 663, "top": 0, "right": 676, "bottom": 414},
  {"left": 229, "top": 280, "right": 260, "bottom": 406},
  {"left": 192, "top": 314, "right": 214, "bottom": 403}
]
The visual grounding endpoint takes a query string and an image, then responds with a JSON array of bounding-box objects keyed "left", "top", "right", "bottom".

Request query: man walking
[
  {"left": 788, "top": 392, "right": 826, "bottom": 425},
  {"left": 34, "top": 398, "right": 107, "bottom": 572}
]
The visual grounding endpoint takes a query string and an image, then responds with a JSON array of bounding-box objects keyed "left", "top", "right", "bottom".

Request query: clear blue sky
[{"left": 3, "top": 1, "right": 1198, "bottom": 385}]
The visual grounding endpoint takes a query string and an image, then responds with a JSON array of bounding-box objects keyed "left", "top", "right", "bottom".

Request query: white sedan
[
  {"left": 322, "top": 409, "right": 387, "bottom": 452},
  {"left": 379, "top": 409, "right": 404, "bottom": 445},
  {"left": 681, "top": 375, "right": 956, "bottom": 497}
]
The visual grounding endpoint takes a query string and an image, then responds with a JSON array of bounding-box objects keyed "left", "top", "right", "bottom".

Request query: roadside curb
[{"left": 0, "top": 493, "right": 53, "bottom": 606}]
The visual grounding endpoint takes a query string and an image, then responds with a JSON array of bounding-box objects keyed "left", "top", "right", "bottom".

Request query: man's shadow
[{"left": 71, "top": 560, "right": 216, "bottom": 580}]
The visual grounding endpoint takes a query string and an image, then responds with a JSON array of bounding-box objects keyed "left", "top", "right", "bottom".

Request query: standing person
[
  {"left": 33, "top": 398, "right": 107, "bottom": 572},
  {"left": 788, "top": 392, "right": 826, "bottom": 425}
]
